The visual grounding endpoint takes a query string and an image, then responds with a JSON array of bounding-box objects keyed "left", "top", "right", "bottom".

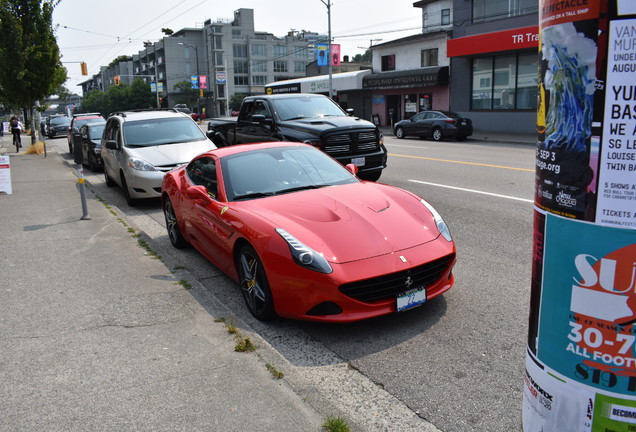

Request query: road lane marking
[
  {"left": 409, "top": 180, "right": 534, "bottom": 203},
  {"left": 389, "top": 153, "right": 534, "bottom": 172}
]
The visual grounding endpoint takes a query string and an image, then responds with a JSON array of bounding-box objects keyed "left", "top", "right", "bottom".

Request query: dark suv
[
  {"left": 68, "top": 112, "right": 104, "bottom": 154},
  {"left": 46, "top": 115, "right": 70, "bottom": 139}
]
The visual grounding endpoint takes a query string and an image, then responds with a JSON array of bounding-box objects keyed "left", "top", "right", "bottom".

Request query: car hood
[
  {"left": 282, "top": 116, "right": 375, "bottom": 134},
  {"left": 242, "top": 182, "right": 441, "bottom": 264},
  {"left": 125, "top": 140, "right": 215, "bottom": 167}
]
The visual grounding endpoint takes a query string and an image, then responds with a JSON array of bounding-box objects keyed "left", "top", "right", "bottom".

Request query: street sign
[{"left": 0, "top": 155, "right": 12, "bottom": 195}]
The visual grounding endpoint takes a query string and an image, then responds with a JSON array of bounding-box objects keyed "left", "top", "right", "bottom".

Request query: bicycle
[{"left": 12, "top": 131, "right": 21, "bottom": 153}]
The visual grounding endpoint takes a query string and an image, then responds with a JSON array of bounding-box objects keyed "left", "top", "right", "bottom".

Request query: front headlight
[
  {"left": 420, "top": 199, "right": 452, "bottom": 242},
  {"left": 128, "top": 157, "right": 157, "bottom": 171},
  {"left": 275, "top": 228, "right": 332, "bottom": 274}
]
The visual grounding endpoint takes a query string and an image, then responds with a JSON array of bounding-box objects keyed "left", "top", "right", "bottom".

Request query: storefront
[
  {"left": 363, "top": 67, "right": 449, "bottom": 127},
  {"left": 447, "top": 25, "right": 539, "bottom": 134}
]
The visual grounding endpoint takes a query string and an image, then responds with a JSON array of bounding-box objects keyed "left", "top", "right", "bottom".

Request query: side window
[
  {"left": 253, "top": 101, "right": 271, "bottom": 118},
  {"left": 104, "top": 119, "right": 121, "bottom": 145},
  {"left": 186, "top": 157, "right": 218, "bottom": 198},
  {"left": 238, "top": 102, "right": 253, "bottom": 121}
]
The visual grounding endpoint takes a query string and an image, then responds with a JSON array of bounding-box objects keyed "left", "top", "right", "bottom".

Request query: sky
[{"left": 52, "top": 0, "right": 424, "bottom": 93}]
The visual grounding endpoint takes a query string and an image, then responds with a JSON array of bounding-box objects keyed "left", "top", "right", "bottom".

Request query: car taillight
[{"left": 445, "top": 119, "right": 456, "bottom": 125}]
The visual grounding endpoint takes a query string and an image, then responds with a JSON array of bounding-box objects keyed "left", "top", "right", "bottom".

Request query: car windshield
[
  {"left": 222, "top": 146, "right": 358, "bottom": 201},
  {"left": 272, "top": 96, "right": 346, "bottom": 121},
  {"left": 89, "top": 124, "right": 105, "bottom": 139},
  {"left": 441, "top": 111, "right": 463, "bottom": 119},
  {"left": 122, "top": 117, "right": 206, "bottom": 147},
  {"left": 75, "top": 118, "right": 102, "bottom": 129},
  {"left": 50, "top": 117, "right": 69, "bottom": 125}
]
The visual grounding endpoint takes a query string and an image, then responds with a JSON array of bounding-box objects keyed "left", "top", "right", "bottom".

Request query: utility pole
[
  {"left": 523, "top": 1, "right": 636, "bottom": 431},
  {"left": 319, "top": 0, "right": 333, "bottom": 99},
  {"left": 178, "top": 42, "right": 201, "bottom": 115}
]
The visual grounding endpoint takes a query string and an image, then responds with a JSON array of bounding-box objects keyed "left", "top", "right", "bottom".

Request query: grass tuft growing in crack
[
  {"left": 322, "top": 416, "right": 351, "bottom": 432},
  {"left": 265, "top": 363, "right": 284, "bottom": 379},
  {"left": 177, "top": 279, "right": 192, "bottom": 290}
]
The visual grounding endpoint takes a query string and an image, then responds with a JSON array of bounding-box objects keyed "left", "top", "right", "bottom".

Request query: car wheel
[
  {"left": 120, "top": 173, "right": 138, "bottom": 206},
  {"left": 395, "top": 127, "right": 405, "bottom": 139},
  {"left": 104, "top": 169, "right": 115, "bottom": 187},
  {"left": 163, "top": 197, "right": 188, "bottom": 249},
  {"left": 238, "top": 245, "right": 276, "bottom": 321},
  {"left": 87, "top": 152, "right": 97, "bottom": 171},
  {"left": 432, "top": 127, "right": 443, "bottom": 141}
]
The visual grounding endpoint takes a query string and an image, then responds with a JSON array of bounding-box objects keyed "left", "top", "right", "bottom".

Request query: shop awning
[
  {"left": 265, "top": 69, "right": 372, "bottom": 95},
  {"left": 362, "top": 67, "right": 449, "bottom": 90}
]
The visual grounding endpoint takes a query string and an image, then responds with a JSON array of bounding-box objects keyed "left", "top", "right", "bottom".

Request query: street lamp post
[
  {"left": 319, "top": 0, "right": 333, "bottom": 99},
  {"left": 178, "top": 42, "right": 201, "bottom": 115}
]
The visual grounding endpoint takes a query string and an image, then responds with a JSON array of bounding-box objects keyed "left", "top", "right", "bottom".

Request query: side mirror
[
  {"left": 345, "top": 163, "right": 359, "bottom": 176},
  {"left": 345, "top": 108, "right": 354, "bottom": 116},
  {"left": 186, "top": 185, "right": 213, "bottom": 202},
  {"left": 251, "top": 114, "right": 266, "bottom": 124},
  {"left": 105, "top": 140, "right": 118, "bottom": 150}
]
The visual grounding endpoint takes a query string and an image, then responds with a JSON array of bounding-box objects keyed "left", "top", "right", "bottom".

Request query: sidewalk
[{"left": 0, "top": 151, "right": 324, "bottom": 431}]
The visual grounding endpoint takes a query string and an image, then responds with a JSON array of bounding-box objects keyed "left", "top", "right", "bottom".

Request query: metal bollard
[{"left": 76, "top": 164, "right": 91, "bottom": 220}]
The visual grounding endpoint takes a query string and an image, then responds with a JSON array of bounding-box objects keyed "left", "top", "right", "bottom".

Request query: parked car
[
  {"left": 68, "top": 112, "right": 105, "bottom": 154},
  {"left": 46, "top": 115, "right": 70, "bottom": 139},
  {"left": 78, "top": 121, "right": 106, "bottom": 171},
  {"left": 162, "top": 142, "right": 456, "bottom": 322},
  {"left": 102, "top": 109, "right": 216, "bottom": 205},
  {"left": 394, "top": 110, "right": 473, "bottom": 141},
  {"left": 40, "top": 116, "right": 49, "bottom": 136},
  {"left": 174, "top": 104, "right": 192, "bottom": 115}
]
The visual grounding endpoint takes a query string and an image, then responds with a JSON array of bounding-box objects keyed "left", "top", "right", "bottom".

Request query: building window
[
  {"left": 251, "top": 44, "right": 266, "bottom": 56},
  {"left": 423, "top": 12, "right": 428, "bottom": 29},
  {"left": 214, "top": 35, "right": 222, "bottom": 50},
  {"left": 233, "top": 44, "right": 247, "bottom": 58},
  {"left": 296, "top": 47, "right": 308, "bottom": 58},
  {"left": 273, "top": 45, "right": 287, "bottom": 57},
  {"left": 294, "top": 61, "right": 306, "bottom": 73},
  {"left": 273, "top": 60, "right": 288, "bottom": 72},
  {"left": 421, "top": 48, "right": 438, "bottom": 67},
  {"left": 381, "top": 54, "right": 395, "bottom": 71},
  {"left": 252, "top": 75, "right": 267, "bottom": 85},
  {"left": 251, "top": 61, "right": 266, "bottom": 72},
  {"left": 471, "top": 52, "right": 538, "bottom": 110},
  {"left": 232, "top": 29, "right": 241, "bottom": 39},
  {"left": 473, "top": 0, "right": 538, "bottom": 23},
  {"left": 216, "top": 84, "right": 225, "bottom": 98},
  {"left": 234, "top": 76, "right": 248, "bottom": 86},
  {"left": 234, "top": 59, "right": 248, "bottom": 74},
  {"left": 441, "top": 9, "right": 450, "bottom": 25},
  {"left": 214, "top": 52, "right": 224, "bottom": 67}
]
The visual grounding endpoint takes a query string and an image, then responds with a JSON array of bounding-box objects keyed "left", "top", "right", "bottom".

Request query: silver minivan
[{"left": 102, "top": 109, "right": 216, "bottom": 205}]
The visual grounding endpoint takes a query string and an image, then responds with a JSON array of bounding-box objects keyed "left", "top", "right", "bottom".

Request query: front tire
[
  {"left": 395, "top": 127, "right": 405, "bottom": 139},
  {"left": 238, "top": 245, "right": 276, "bottom": 321},
  {"left": 163, "top": 197, "right": 188, "bottom": 249},
  {"left": 104, "top": 169, "right": 115, "bottom": 187},
  {"left": 120, "top": 173, "right": 138, "bottom": 206},
  {"left": 432, "top": 127, "right": 443, "bottom": 141}
]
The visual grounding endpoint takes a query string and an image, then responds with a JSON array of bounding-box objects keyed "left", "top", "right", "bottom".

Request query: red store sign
[{"left": 447, "top": 26, "right": 539, "bottom": 57}]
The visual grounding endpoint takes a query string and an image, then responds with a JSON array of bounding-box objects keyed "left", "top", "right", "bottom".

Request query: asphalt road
[{"left": 46, "top": 133, "right": 535, "bottom": 432}]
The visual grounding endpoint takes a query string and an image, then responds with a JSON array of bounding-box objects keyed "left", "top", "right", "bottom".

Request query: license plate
[
  {"left": 351, "top": 157, "right": 365, "bottom": 167},
  {"left": 397, "top": 286, "right": 427, "bottom": 312}
]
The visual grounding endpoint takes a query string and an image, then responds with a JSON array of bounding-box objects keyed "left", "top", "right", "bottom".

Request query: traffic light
[
  {"left": 114, "top": 76, "right": 120, "bottom": 86},
  {"left": 80, "top": 62, "right": 88, "bottom": 75}
]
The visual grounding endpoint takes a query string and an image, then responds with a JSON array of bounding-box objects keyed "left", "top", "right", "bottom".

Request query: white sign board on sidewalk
[{"left": 0, "top": 155, "right": 12, "bottom": 195}]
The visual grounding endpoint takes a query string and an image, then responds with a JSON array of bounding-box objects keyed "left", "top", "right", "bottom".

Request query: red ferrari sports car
[{"left": 161, "top": 142, "right": 456, "bottom": 322}]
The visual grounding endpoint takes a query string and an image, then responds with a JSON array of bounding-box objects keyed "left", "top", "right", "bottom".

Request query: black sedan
[
  {"left": 79, "top": 121, "right": 106, "bottom": 171},
  {"left": 47, "top": 115, "right": 70, "bottom": 139},
  {"left": 394, "top": 110, "right": 473, "bottom": 141}
]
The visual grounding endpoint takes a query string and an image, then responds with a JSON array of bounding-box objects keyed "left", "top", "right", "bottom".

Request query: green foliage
[
  {"left": 80, "top": 78, "right": 156, "bottom": 116},
  {"left": 172, "top": 80, "right": 198, "bottom": 107},
  {"left": 0, "top": 0, "right": 67, "bottom": 111},
  {"left": 351, "top": 50, "right": 372, "bottom": 63},
  {"left": 107, "top": 55, "right": 132, "bottom": 68},
  {"left": 229, "top": 93, "right": 247, "bottom": 111},
  {"left": 322, "top": 416, "right": 351, "bottom": 432}
]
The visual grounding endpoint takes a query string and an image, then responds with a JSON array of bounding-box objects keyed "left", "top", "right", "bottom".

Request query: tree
[
  {"left": 229, "top": 93, "right": 247, "bottom": 112},
  {"left": 172, "top": 81, "right": 199, "bottom": 108},
  {"left": 0, "top": 0, "right": 67, "bottom": 143},
  {"left": 161, "top": 28, "right": 173, "bottom": 36},
  {"left": 351, "top": 50, "right": 372, "bottom": 63}
]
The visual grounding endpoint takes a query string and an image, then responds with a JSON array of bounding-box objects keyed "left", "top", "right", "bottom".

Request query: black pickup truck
[{"left": 207, "top": 93, "right": 387, "bottom": 181}]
